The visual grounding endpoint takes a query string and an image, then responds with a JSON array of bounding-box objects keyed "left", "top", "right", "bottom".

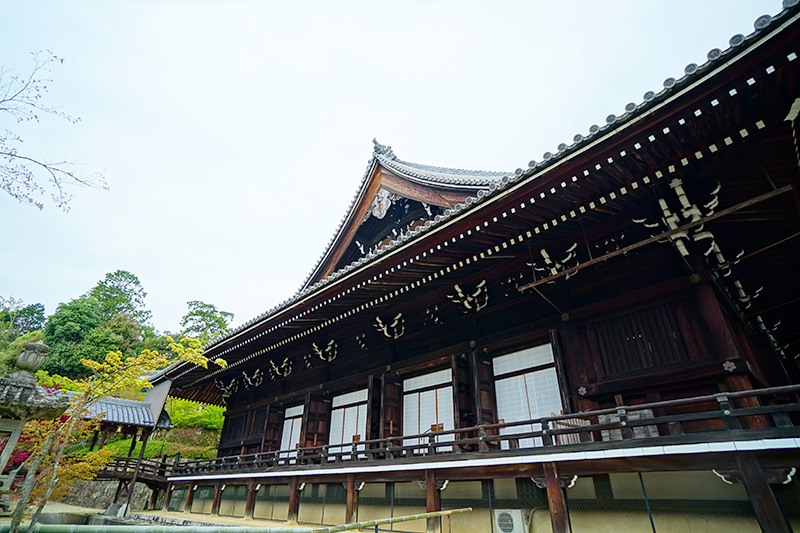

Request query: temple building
[{"left": 152, "top": 4, "right": 800, "bottom": 532}]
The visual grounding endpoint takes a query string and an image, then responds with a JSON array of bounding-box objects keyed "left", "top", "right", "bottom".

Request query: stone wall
[{"left": 63, "top": 480, "right": 161, "bottom": 511}]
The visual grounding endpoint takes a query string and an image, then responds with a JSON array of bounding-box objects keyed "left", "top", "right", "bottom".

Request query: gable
[{"left": 302, "top": 140, "right": 507, "bottom": 288}]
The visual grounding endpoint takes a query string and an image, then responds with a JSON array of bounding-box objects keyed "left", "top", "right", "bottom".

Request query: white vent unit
[{"left": 493, "top": 509, "right": 527, "bottom": 533}]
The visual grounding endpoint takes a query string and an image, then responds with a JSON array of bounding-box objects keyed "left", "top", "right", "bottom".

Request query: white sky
[{"left": 0, "top": 0, "right": 780, "bottom": 334}]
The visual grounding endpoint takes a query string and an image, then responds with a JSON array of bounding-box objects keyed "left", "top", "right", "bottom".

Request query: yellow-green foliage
[
  {"left": 86, "top": 438, "right": 217, "bottom": 460},
  {"left": 167, "top": 397, "right": 225, "bottom": 430}
]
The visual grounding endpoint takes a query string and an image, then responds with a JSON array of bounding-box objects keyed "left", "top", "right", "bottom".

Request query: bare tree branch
[{"left": 0, "top": 51, "right": 107, "bottom": 211}]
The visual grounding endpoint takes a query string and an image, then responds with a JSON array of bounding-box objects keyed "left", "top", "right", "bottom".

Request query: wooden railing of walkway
[
  {"left": 96, "top": 456, "right": 176, "bottom": 488},
  {"left": 173, "top": 384, "right": 800, "bottom": 477}
]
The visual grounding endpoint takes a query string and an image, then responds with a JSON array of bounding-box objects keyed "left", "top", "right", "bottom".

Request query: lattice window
[
  {"left": 403, "top": 369, "right": 454, "bottom": 452},
  {"left": 493, "top": 343, "right": 563, "bottom": 449},
  {"left": 586, "top": 302, "right": 690, "bottom": 376},
  {"left": 329, "top": 389, "right": 368, "bottom": 459}
]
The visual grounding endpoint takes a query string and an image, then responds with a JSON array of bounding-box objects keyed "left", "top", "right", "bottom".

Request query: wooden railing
[
  {"left": 99, "top": 456, "right": 176, "bottom": 480},
  {"left": 172, "top": 384, "right": 800, "bottom": 477}
]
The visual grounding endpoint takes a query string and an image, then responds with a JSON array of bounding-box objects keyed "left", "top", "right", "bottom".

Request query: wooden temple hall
[{"left": 153, "top": 5, "right": 800, "bottom": 532}]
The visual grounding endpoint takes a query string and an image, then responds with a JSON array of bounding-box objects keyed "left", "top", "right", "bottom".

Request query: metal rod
[
  {"left": 638, "top": 472, "right": 656, "bottom": 533},
  {"left": 712, "top": 231, "right": 800, "bottom": 272},
  {"left": 531, "top": 285, "right": 564, "bottom": 315},
  {"left": 518, "top": 185, "right": 795, "bottom": 293}
]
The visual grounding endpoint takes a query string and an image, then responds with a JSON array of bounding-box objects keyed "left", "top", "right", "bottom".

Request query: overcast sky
[{"left": 0, "top": 0, "right": 780, "bottom": 334}]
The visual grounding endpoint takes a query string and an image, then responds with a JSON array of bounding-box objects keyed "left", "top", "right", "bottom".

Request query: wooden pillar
[
  {"left": 163, "top": 483, "right": 173, "bottom": 511},
  {"left": 211, "top": 481, "right": 222, "bottom": 515},
  {"left": 245, "top": 479, "right": 256, "bottom": 518},
  {"left": 723, "top": 374, "right": 769, "bottom": 429},
  {"left": 127, "top": 430, "right": 138, "bottom": 458},
  {"left": 543, "top": 462, "right": 569, "bottom": 533},
  {"left": 148, "top": 488, "right": 160, "bottom": 510},
  {"left": 425, "top": 470, "right": 440, "bottom": 533},
  {"left": 287, "top": 477, "right": 300, "bottom": 523},
  {"left": 89, "top": 430, "right": 99, "bottom": 452},
  {"left": 186, "top": 484, "right": 196, "bottom": 512},
  {"left": 123, "top": 430, "right": 150, "bottom": 514},
  {"left": 98, "top": 429, "right": 108, "bottom": 450},
  {"left": 345, "top": 473, "right": 358, "bottom": 524},
  {"left": 693, "top": 283, "right": 742, "bottom": 360},
  {"left": 113, "top": 480, "right": 126, "bottom": 503},
  {"left": 736, "top": 453, "right": 790, "bottom": 533}
]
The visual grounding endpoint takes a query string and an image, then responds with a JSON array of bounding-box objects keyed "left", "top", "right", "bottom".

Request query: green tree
[
  {"left": 41, "top": 297, "right": 102, "bottom": 378},
  {"left": 179, "top": 300, "right": 234, "bottom": 343},
  {"left": 1, "top": 51, "right": 106, "bottom": 210},
  {"left": 43, "top": 297, "right": 101, "bottom": 344},
  {"left": 41, "top": 271, "right": 157, "bottom": 379},
  {"left": 0, "top": 296, "right": 45, "bottom": 349},
  {"left": 87, "top": 269, "right": 152, "bottom": 324}
]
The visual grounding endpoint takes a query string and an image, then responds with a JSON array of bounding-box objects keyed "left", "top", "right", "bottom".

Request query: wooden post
[
  {"left": 148, "top": 488, "right": 160, "bottom": 510},
  {"left": 693, "top": 283, "right": 742, "bottom": 360},
  {"left": 245, "top": 479, "right": 256, "bottom": 519},
  {"left": 345, "top": 474, "right": 358, "bottom": 523},
  {"left": 89, "top": 430, "right": 99, "bottom": 452},
  {"left": 123, "top": 430, "right": 150, "bottom": 514},
  {"left": 113, "top": 480, "right": 126, "bottom": 503},
  {"left": 163, "top": 483, "right": 173, "bottom": 511},
  {"left": 98, "top": 429, "right": 108, "bottom": 450},
  {"left": 544, "top": 462, "right": 569, "bottom": 533},
  {"left": 186, "top": 484, "right": 196, "bottom": 511},
  {"left": 735, "top": 453, "right": 790, "bottom": 533},
  {"left": 211, "top": 481, "right": 222, "bottom": 515},
  {"left": 425, "top": 470, "right": 440, "bottom": 533},
  {"left": 287, "top": 477, "right": 300, "bottom": 523},
  {"left": 127, "top": 430, "right": 138, "bottom": 458},
  {"left": 724, "top": 374, "right": 769, "bottom": 429}
]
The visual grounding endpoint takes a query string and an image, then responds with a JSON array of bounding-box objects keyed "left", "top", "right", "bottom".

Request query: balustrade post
[
  {"left": 478, "top": 426, "right": 488, "bottom": 452},
  {"left": 428, "top": 433, "right": 436, "bottom": 455},
  {"left": 542, "top": 420, "right": 553, "bottom": 447},
  {"left": 617, "top": 408, "right": 633, "bottom": 440},
  {"left": 717, "top": 395, "right": 743, "bottom": 430}
]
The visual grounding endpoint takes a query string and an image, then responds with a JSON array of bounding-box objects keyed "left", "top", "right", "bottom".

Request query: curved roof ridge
[{"left": 378, "top": 154, "right": 508, "bottom": 185}]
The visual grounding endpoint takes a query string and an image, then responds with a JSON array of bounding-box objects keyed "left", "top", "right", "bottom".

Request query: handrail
[
  {"left": 313, "top": 507, "right": 472, "bottom": 532},
  {"left": 100, "top": 456, "right": 176, "bottom": 479},
  {"left": 171, "top": 384, "right": 800, "bottom": 476}
]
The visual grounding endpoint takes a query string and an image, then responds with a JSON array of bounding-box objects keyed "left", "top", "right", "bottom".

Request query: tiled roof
[
  {"left": 84, "top": 396, "right": 172, "bottom": 429},
  {"left": 373, "top": 139, "right": 507, "bottom": 186},
  {"left": 169, "top": 4, "right": 798, "bottom": 372}
]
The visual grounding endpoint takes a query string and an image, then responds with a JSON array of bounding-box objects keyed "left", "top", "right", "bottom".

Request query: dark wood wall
[{"left": 216, "top": 270, "right": 778, "bottom": 457}]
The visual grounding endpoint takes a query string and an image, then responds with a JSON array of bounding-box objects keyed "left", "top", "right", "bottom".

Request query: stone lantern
[{"left": 0, "top": 342, "right": 70, "bottom": 495}]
